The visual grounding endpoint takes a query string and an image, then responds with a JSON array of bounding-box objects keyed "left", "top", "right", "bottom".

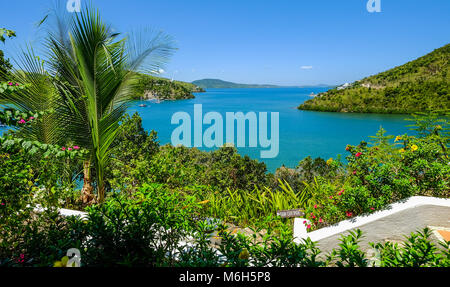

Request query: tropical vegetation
[
  {"left": 0, "top": 6, "right": 449, "bottom": 268},
  {"left": 131, "top": 73, "right": 204, "bottom": 101}
]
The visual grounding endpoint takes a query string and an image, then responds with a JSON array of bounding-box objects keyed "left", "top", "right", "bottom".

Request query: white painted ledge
[
  {"left": 33, "top": 205, "right": 88, "bottom": 220},
  {"left": 294, "top": 196, "right": 450, "bottom": 243}
]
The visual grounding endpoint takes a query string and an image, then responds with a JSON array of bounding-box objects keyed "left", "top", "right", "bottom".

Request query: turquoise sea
[
  {"left": 0, "top": 88, "right": 413, "bottom": 172},
  {"left": 128, "top": 88, "right": 412, "bottom": 172}
]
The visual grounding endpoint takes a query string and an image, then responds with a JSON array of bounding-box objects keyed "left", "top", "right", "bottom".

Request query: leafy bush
[
  {"left": 303, "top": 115, "right": 449, "bottom": 230},
  {"left": 148, "top": 145, "right": 267, "bottom": 192},
  {"left": 371, "top": 228, "right": 450, "bottom": 267},
  {"left": 78, "top": 183, "right": 201, "bottom": 267},
  {"left": 108, "top": 113, "right": 159, "bottom": 192}
]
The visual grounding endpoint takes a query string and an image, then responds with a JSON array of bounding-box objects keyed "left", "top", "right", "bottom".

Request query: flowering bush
[{"left": 303, "top": 115, "right": 449, "bottom": 230}]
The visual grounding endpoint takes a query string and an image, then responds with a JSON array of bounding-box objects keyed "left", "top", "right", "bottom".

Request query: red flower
[
  {"left": 346, "top": 145, "right": 351, "bottom": 151},
  {"left": 319, "top": 218, "right": 323, "bottom": 223},
  {"left": 314, "top": 204, "right": 318, "bottom": 209},
  {"left": 307, "top": 225, "right": 311, "bottom": 229},
  {"left": 346, "top": 211, "right": 353, "bottom": 217},
  {"left": 370, "top": 207, "right": 375, "bottom": 211},
  {"left": 355, "top": 152, "right": 362, "bottom": 158},
  {"left": 329, "top": 196, "right": 333, "bottom": 199},
  {"left": 353, "top": 170, "right": 357, "bottom": 175},
  {"left": 62, "top": 147, "right": 66, "bottom": 151}
]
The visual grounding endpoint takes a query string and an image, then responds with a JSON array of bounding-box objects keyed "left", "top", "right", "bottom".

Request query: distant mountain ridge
[
  {"left": 192, "top": 79, "right": 334, "bottom": 89},
  {"left": 192, "top": 79, "right": 280, "bottom": 89},
  {"left": 298, "top": 43, "right": 450, "bottom": 114}
]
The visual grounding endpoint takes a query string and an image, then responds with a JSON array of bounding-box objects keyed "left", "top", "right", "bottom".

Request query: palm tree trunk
[
  {"left": 81, "top": 160, "right": 95, "bottom": 204},
  {"left": 96, "top": 161, "right": 106, "bottom": 203},
  {"left": 97, "top": 183, "right": 106, "bottom": 203}
]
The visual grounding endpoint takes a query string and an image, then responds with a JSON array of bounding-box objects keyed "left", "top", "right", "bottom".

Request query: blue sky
[{"left": 1, "top": 0, "right": 449, "bottom": 85}]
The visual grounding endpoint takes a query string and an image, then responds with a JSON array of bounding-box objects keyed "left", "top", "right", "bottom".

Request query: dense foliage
[
  {"left": 1, "top": 109, "right": 449, "bottom": 267},
  {"left": 131, "top": 73, "right": 204, "bottom": 101},
  {"left": 1, "top": 184, "right": 448, "bottom": 267},
  {"left": 302, "top": 114, "right": 449, "bottom": 230},
  {"left": 1, "top": 7, "right": 449, "bottom": 269},
  {"left": 299, "top": 44, "right": 450, "bottom": 114}
]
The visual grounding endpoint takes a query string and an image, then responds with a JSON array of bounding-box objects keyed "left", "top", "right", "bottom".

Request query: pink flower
[
  {"left": 355, "top": 152, "right": 362, "bottom": 158},
  {"left": 319, "top": 218, "right": 323, "bottom": 223},
  {"left": 353, "top": 170, "right": 357, "bottom": 175},
  {"left": 62, "top": 147, "right": 66, "bottom": 151},
  {"left": 338, "top": 189, "right": 344, "bottom": 196},
  {"left": 18, "top": 119, "right": 26, "bottom": 124},
  {"left": 312, "top": 215, "right": 316, "bottom": 219},
  {"left": 8, "top": 82, "right": 13, "bottom": 86},
  {"left": 15, "top": 83, "right": 20, "bottom": 86},
  {"left": 303, "top": 221, "right": 307, "bottom": 225},
  {"left": 370, "top": 207, "right": 375, "bottom": 211},
  {"left": 73, "top": 146, "right": 80, "bottom": 150},
  {"left": 329, "top": 196, "right": 333, "bottom": 199},
  {"left": 1, "top": 203, "right": 5, "bottom": 206},
  {"left": 307, "top": 225, "right": 311, "bottom": 229},
  {"left": 68, "top": 147, "right": 73, "bottom": 151},
  {"left": 314, "top": 204, "right": 318, "bottom": 209}
]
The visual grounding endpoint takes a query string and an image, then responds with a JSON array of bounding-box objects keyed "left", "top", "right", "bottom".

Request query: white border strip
[
  {"left": 33, "top": 205, "right": 88, "bottom": 220},
  {"left": 296, "top": 196, "right": 450, "bottom": 242}
]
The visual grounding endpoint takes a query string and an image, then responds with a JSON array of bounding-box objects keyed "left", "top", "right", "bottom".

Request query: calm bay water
[
  {"left": 128, "top": 88, "right": 412, "bottom": 172},
  {"left": 0, "top": 88, "right": 412, "bottom": 172}
]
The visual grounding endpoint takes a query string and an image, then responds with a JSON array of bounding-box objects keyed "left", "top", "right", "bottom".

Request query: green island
[
  {"left": 298, "top": 44, "right": 450, "bottom": 114},
  {"left": 131, "top": 73, "right": 204, "bottom": 101},
  {"left": 0, "top": 7, "right": 449, "bottom": 268}
]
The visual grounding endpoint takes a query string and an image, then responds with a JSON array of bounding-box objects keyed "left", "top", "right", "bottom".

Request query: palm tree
[{"left": 1, "top": 5, "right": 176, "bottom": 203}]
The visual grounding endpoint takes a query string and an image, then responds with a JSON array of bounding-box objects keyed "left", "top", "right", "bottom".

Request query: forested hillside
[
  {"left": 298, "top": 44, "right": 450, "bottom": 114},
  {"left": 132, "top": 73, "right": 204, "bottom": 101}
]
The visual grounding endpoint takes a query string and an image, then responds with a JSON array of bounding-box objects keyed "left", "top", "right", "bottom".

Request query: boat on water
[
  {"left": 309, "top": 92, "right": 316, "bottom": 97},
  {"left": 139, "top": 95, "right": 148, "bottom": 107}
]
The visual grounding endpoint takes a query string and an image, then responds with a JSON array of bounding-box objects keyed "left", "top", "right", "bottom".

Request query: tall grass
[{"left": 199, "top": 180, "right": 310, "bottom": 226}]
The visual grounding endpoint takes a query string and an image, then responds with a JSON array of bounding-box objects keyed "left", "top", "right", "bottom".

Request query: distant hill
[
  {"left": 298, "top": 44, "right": 450, "bottom": 114},
  {"left": 192, "top": 79, "right": 281, "bottom": 89}
]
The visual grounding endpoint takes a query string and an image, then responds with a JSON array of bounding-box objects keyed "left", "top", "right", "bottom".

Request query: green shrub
[
  {"left": 371, "top": 228, "right": 450, "bottom": 267},
  {"left": 303, "top": 115, "right": 449, "bottom": 230},
  {"left": 78, "top": 183, "right": 201, "bottom": 267}
]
